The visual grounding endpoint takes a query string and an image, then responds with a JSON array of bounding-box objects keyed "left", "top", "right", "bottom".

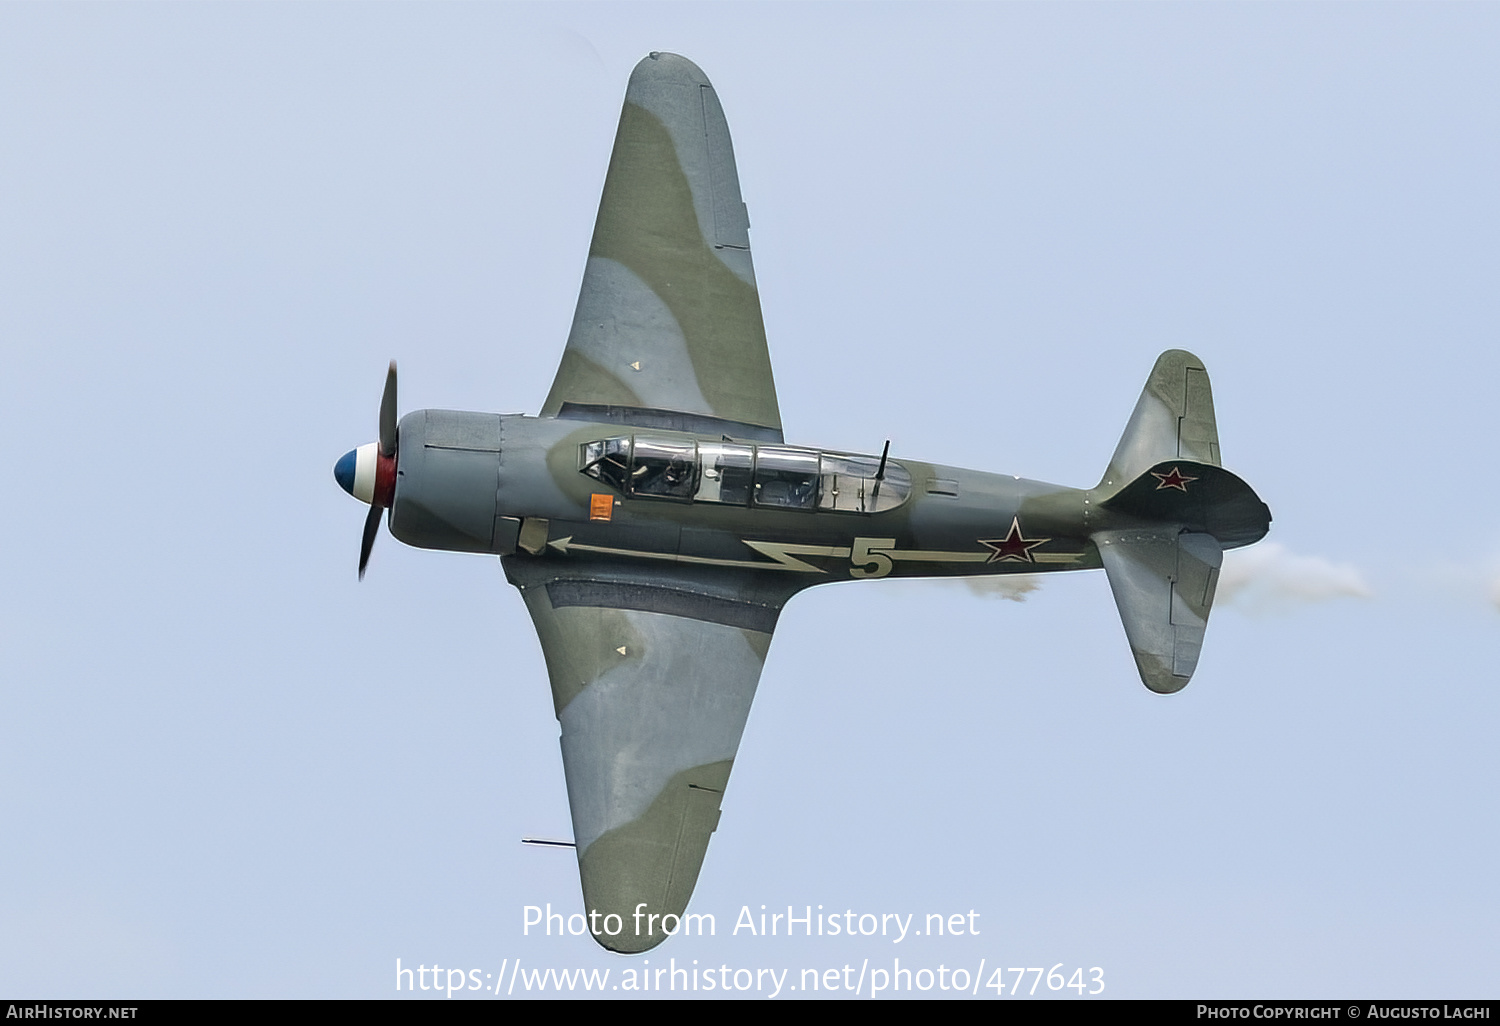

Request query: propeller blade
[
  {"left": 379, "top": 360, "right": 398, "bottom": 458},
  {"left": 358, "top": 502, "right": 383, "bottom": 580}
]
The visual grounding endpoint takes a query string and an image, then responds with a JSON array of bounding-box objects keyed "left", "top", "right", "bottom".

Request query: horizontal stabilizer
[
  {"left": 1100, "top": 460, "right": 1270, "bottom": 549},
  {"left": 1096, "top": 529, "right": 1222, "bottom": 694}
]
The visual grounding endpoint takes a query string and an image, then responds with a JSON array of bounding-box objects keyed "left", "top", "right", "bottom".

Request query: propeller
[
  {"left": 378, "top": 358, "right": 398, "bottom": 461},
  {"left": 333, "top": 360, "right": 399, "bottom": 579},
  {"left": 358, "top": 499, "right": 383, "bottom": 580}
]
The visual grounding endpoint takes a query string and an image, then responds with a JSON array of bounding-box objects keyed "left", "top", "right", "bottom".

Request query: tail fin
[
  {"left": 1092, "top": 352, "right": 1270, "bottom": 694},
  {"left": 1098, "top": 349, "right": 1221, "bottom": 495}
]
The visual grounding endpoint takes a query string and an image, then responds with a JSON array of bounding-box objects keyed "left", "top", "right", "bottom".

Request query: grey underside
[
  {"left": 514, "top": 53, "right": 792, "bottom": 954},
  {"left": 390, "top": 43, "right": 1277, "bottom": 958},
  {"left": 504, "top": 556, "right": 799, "bottom": 953},
  {"left": 540, "top": 51, "right": 781, "bottom": 438}
]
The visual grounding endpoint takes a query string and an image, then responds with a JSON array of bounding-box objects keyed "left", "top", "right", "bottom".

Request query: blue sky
[{"left": 2, "top": 3, "right": 1497, "bottom": 999}]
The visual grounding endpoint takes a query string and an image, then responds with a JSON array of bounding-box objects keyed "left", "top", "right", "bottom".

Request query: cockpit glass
[
  {"left": 753, "top": 446, "right": 821, "bottom": 510},
  {"left": 581, "top": 437, "right": 911, "bottom": 512},
  {"left": 818, "top": 452, "right": 912, "bottom": 513},
  {"left": 629, "top": 436, "right": 698, "bottom": 500},
  {"left": 581, "top": 437, "right": 630, "bottom": 491},
  {"left": 695, "top": 441, "right": 754, "bottom": 506}
]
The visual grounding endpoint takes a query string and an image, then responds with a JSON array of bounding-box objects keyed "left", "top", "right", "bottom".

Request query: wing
[
  {"left": 504, "top": 556, "right": 797, "bottom": 953},
  {"left": 541, "top": 52, "right": 783, "bottom": 443}
]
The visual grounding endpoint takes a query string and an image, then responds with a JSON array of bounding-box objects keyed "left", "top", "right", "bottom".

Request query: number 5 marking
[{"left": 850, "top": 537, "right": 895, "bottom": 579}]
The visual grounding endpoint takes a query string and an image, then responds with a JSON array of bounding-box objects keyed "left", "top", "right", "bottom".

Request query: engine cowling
[{"left": 388, "top": 410, "right": 506, "bottom": 554}]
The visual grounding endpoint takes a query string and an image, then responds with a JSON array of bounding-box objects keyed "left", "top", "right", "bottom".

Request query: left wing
[
  {"left": 540, "top": 52, "right": 782, "bottom": 442},
  {"left": 504, "top": 556, "right": 796, "bottom": 953}
]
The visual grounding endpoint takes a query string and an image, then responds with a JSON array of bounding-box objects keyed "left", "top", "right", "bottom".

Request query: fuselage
[{"left": 374, "top": 410, "right": 1105, "bottom": 584}]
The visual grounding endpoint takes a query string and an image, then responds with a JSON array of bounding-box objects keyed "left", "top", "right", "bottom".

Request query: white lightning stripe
[
  {"left": 886, "top": 549, "right": 990, "bottom": 563},
  {"left": 741, "top": 541, "right": 852, "bottom": 572},
  {"left": 545, "top": 536, "right": 1080, "bottom": 572}
]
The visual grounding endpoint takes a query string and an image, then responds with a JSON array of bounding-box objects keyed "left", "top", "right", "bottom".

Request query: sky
[{"left": 2, "top": 2, "right": 1498, "bottom": 1000}]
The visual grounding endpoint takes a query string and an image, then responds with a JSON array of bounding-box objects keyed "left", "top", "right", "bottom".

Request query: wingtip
[
  {"left": 1153, "top": 348, "right": 1208, "bottom": 374},
  {"left": 591, "top": 923, "right": 671, "bottom": 955},
  {"left": 1132, "top": 650, "right": 1193, "bottom": 694},
  {"left": 631, "top": 51, "right": 711, "bottom": 87}
]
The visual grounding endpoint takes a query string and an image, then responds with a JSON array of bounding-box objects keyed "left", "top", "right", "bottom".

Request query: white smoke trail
[
  {"left": 1217, "top": 542, "right": 1372, "bottom": 613},
  {"left": 947, "top": 545, "right": 1373, "bottom": 611},
  {"left": 963, "top": 575, "right": 1042, "bottom": 602}
]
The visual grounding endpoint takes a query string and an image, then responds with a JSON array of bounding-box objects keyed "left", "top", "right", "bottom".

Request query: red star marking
[
  {"left": 979, "top": 517, "right": 1051, "bottom": 563},
  {"left": 1151, "top": 466, "right": 1198, "bottom": 492}
]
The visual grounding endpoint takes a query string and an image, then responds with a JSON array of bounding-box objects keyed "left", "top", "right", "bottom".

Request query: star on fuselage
[{"left": 979, "top": 518, "right": 1051, "bottom": 563}]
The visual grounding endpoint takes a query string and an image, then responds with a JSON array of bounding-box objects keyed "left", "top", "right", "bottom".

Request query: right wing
[
  {"left": 541, "top": 52, "right": 783, "bottom": 442},
  {"left": 504, "top": 556, "right": 796, "bottom": 953}
]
